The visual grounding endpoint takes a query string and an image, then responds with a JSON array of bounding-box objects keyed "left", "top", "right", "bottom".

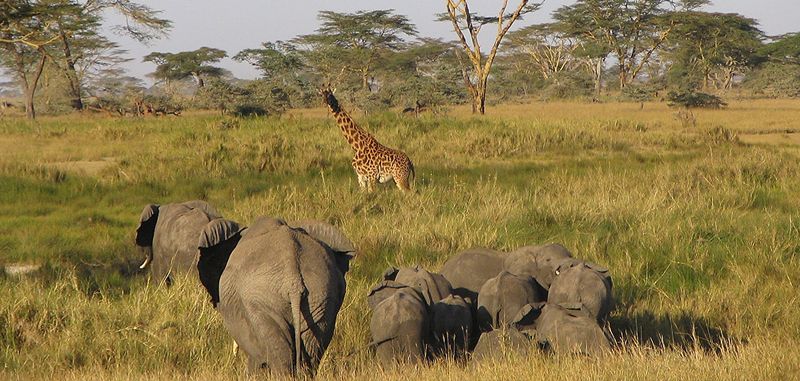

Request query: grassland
[{"left": 1, "top": 99, "right": 800, "bottom": 380}]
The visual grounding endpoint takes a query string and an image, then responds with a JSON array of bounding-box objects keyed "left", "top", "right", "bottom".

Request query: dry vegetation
[{"left": 1, "top": 99, "right": 800, "bottom": 380}]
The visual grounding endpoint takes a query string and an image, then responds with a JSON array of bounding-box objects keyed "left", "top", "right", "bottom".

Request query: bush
[
  {"left": 667, "top": 91, "right": 727, "bottom": 110},
  {"left": 195, "top": 78, "right": 288, "bottom": 117},
  {"left": 744, "top": 63, "right": 800, "bottom": 98},
  {"left": 667, "top": 90, "right": 727, "bottom": 127}
]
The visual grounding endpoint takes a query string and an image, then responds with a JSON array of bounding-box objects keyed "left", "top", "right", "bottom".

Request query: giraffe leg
[
  {"left": 357, "top": 173, "right": 368, "bottom": 190},
  {"left": 395, "top": 173, "right": 411, "bottom": 193}
]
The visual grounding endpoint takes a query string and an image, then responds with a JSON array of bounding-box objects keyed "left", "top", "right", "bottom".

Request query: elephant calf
[
  {"left": 440, "top": 247, "right": 506, "bottom": 303},
  {"left": 548, "top": 259, "right": 613, "bottom": 322},
  {"left": 135, "top": 200, "right": 221, "bottom": 285},
  {"left": 386, "top": 265, "right": 453, "bottom": 306},
  {"left": 471, "top": 328, "right": 532, "bottom": 361},
  {"left": 197, "top": 217, "right": 356, "bottom": 377},
  {"left": 370, "top": 287, "right": 430, "bottom": 366},
  {"left": 503, "top": 243, "right": 573, "bottom": 290},
  {"left": 476, "top": 271, "right": 546, "bottom": 331},
  {"left": 430, "top": 294, "right": 472, "bottom": 357},
  {"left": 534, "top": 303, "right": 611, "bottom": 356}
]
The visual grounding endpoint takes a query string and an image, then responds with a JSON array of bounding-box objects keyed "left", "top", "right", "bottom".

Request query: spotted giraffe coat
[{"left": 319, "top": 88, "right": 415, "bottom": 192}]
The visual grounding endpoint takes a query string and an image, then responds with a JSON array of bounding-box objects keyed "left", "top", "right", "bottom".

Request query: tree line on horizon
[{"left": 2, "top": 0, "right": 800, "bottom": 119}]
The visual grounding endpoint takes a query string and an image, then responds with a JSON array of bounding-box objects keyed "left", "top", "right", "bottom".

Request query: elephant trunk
[{"left": 139, "top": 246, "right": 153, "bottom": 269}]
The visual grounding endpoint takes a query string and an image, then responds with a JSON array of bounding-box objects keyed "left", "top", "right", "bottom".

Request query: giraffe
[{"left": 318, "top": 85, "right": 415, "bottom": 193}]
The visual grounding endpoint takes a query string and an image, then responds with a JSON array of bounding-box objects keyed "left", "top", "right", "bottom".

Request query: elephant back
[
  {"left": 390, "top": 266, "right": 453, "bottom": 306},
  {"left": 548, "top": 261, "right": 613, "bottom": 322},
  {"left": 440, "top": 247, "right": 506, "bottom": 303},
  {"left": 476, "top": 271, "right": 546, "bottom": 331},
  {"left": 370, "top": 287, "right": 429, "bottom": 365},
  {"left": 471, "top": 327, "right": 532, "bottom": 362},
  {"left": 534, "top": 303, "right": 610, "bottom": 355},
  {"left": 151, "top": 203, "right": 219, "bottom": 282},
  {"left": 181, "top": 200, "right": 222, "bottom": 220}
]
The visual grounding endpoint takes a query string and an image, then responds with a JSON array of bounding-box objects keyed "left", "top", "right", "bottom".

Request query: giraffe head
[{"left": 318, "top": 84, "right": 341, "bottom": 113}]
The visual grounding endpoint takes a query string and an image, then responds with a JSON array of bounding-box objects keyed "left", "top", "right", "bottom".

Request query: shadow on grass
[{"left": 609, "top": 309, "right": 737, "bottom": 353}]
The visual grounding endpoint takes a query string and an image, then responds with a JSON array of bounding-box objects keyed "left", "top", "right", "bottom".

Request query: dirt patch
[
  {"left": 739, "top": 132, "right": 800, "bottom": 146},
  {"left": 45, "top": 157, "right": 117, "bottom": 176}
]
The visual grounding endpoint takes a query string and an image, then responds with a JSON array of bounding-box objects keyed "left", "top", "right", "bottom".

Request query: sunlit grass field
[{"left": 2, "top": 99, "right": 800, "bottom": 380}]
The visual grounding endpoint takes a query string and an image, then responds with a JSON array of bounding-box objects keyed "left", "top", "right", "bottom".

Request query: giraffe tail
[{"left": 408, "top": 160, "right": 416, "bottom": 190}]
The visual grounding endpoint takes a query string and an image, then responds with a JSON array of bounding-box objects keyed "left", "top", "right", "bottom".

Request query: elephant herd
[
  {"left": 366, "top": 245, "right": 613, "bottom": 365},
  {"left": 133, "top": 200, "right": 614, "bottom": 377}
]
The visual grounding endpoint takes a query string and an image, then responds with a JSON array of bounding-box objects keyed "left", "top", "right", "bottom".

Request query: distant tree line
[{"left": 2, "top": 0, "right": 800, "bottom": 119}]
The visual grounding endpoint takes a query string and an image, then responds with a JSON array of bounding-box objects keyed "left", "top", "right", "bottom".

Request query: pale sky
[{"left": 32, "top": 1, "right": 800, "bottom": 85}]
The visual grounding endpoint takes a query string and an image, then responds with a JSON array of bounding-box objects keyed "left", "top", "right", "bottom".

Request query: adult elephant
[
  {"left": 135, "top": 200, "right": 221, "bottom": 285},
  {"left": 197, "top": 216, "right": 356, "bottom": 376}
]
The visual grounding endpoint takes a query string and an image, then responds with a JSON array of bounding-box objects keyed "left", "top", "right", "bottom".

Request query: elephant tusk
[
  {"left": 232, "top": 340, "right": 239, "bottom": 357},
  {"left": 139, "top": 247, "right": 153, "bottom": 269}
]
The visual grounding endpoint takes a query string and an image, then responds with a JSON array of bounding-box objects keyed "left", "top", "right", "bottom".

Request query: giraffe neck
[{"left": 332, "top": 110, "right": 373, "bottom": 150}]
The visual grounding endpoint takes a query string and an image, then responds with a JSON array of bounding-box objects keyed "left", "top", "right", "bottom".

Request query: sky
[{"left": 10, "top": 0, "right": 800, "bottom": 86}]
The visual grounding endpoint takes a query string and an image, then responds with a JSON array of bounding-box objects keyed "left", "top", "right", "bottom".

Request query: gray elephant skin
[
  {"left": 430, "top": 294, "right": 472, "bottom": 356},
  {"left": 440, "top": 247, "right": 505, "bottom": 302},
  {"left": 534, "top": 303, "right": 611, "bottom": 355},
  {"left": 476, "top": 271, "right": 546, "bottom": 331},
  {"left": 135, "top": 200, "right": 221, "bottom": 284},
  {"left": 548, "top": 259, "right": 613, "bottom": 322},
  {"left": 503, "top": 243, "right": 573, "bottom": 290},
  {"left": 387, "top": 266, "right": 453, "bottom": 306},
  {"left": 197, "top": 216, "right": 355, "bottom": 376},
  {"left": 370, "top": 286, "right": 430, "bottom": 366},
  {"left": 472, "top": 328, "right": 532, "bottom": 361}
]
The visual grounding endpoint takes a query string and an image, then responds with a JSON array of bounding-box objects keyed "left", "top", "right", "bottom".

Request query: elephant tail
[{"left": 292, "top": 290, "right": 304, "bottom": 374}]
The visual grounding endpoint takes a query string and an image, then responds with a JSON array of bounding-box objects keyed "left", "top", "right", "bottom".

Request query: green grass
[{"left": 2, "top": 99, "right": 800, "bottom": 379}]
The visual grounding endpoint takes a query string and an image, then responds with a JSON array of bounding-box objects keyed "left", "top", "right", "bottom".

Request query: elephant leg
[{"left": 234, "top": 305, "right": 294, "bottom": 376}]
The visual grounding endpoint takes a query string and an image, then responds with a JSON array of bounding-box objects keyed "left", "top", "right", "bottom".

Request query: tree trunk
[
  {"left": 594, "top": 58, "right": 603, "bottom": 98},
  {"left": 25, "top": 50, "right": 47, "bottom": 120},
  {"left": 476, "top": 76, "right": 488, "bottom": 115},
  {"left": 60, "top": 30, "right": 83, "bottom": 111},
  {"left": 192, "top": 73, "right": 205, "bottom": 88},
  {"left": 361, "top": 72, "right": 370, "bottom": 92}
]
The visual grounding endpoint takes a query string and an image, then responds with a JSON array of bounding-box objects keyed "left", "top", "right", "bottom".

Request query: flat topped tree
[{"left": 318, "top": 85, "right": 415, "bottom": 193}]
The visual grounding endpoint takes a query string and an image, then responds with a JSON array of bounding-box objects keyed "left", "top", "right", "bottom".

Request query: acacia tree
[
  {"left": 505, "top": 23, "right": 583, "bottom": 82},
  {"left": 294, "top": 10, "right": 417, "bottom": 91},
  {"left": 554, "top": 0, "right": 706, "bottom": 89},
  {"left": 143, "top": 47, "right": 227, "bottom": 89},
  {"left": 666, "top": 12, "right": 763, "bottom": 90},
  {"left": 0, "top": 0, "right": 64, "bottom": 119},
  {"left": 441, "top": 0, "right": 541, "bottom": 114},
  {"left": 45, "top": 0, "right": 170, "bottom": 111},
  {"left": 234, "top": 41, "right": 312, "bottom": 106},
  {"left": 381, "top": 38, "right": 466, "bottom": 110}
]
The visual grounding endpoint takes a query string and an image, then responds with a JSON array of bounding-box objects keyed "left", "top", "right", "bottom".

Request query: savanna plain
[{"left": 2, "top": 99, "right": 800, "bottom": 380}]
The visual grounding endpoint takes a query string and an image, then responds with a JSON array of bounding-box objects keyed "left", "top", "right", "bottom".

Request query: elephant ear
[
  {"left": 512, "top": 302, "right": 544, "bottom": 331},
  {"left": 182, "top": 200, "right": 222, "bottom": 219},
  {"left": 289, "top": 219, "right": 356, "bottom": 256},
  {"left": 135, "top": 203, "right": 160, "bottom": 247},
  {"left": 198, "top": 218, "right": 244, "bottom": 249},
  {"left": 290, "top": 219, "right": 356, "bottom": 274},
  {"left": 197, "top": 218, "right": 245, "bottom": 308}
]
